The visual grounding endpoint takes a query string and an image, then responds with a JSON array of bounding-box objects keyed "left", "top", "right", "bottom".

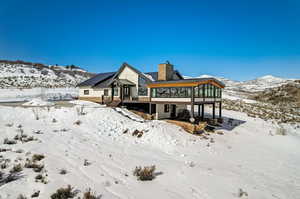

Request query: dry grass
[
  {"left": 32, "top": 154, "right": 45, "bottom": 161},
  {"left": 3, "top": 138, "right": 17, "bottom": 145},
  {"left": 133, "top": 165, "right": 156, "bottom": 181},
  {"left": 82, "top": 188, "right": 101, "bottom": 199},
  {"left": 10, "top": 164, "right": 23, "bottom": 173},
  {"left": 50, "top": 185, "right": 77, "bottom": 199}
]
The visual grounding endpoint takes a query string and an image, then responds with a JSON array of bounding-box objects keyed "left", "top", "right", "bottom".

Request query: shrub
[
  {"left": 59, "top": 169, "right": 67, "bottom": 175},
  {"left": 50, "top": 185, "right": 77, "bottom": 199},
  {"left": 32, "top": 154, "right": 45, "bottom": 161},
  {"left": 10, "top": 164, "right": 23, "bottom": 173},
  {"left": 52, "top": 118, "right": 57, "bottom": 123},
  {"left": 35, "top": 174, "right": 43, "bottom": 180},
  {"left": 276, "top": 127, "right": 287, "bottom": 136},
  {"left": 24, "top": 159, "right": 44, "bottom": 172},
  {"left": 15, "top": 149, "right": 24, "bottom": 153},
  {"left": 84, "top": 159, "right": 91, "bottom": 166},
  {"left": 74, "top": 120, "right": 82, "bottom": 125},
  {"left": 3, "top": 138, "right": 17, "bottom": 145},
  {"left": 83, "top": 188, "right": 100, "bottom": 199},
  {"left": 133, "top": 165, "right": 156, "bottom": 181},
  {"left": 17, "top": 194, "right": 27, "bottom": 199},
  {"left": 31, "top": 190, "right": 40, "bottom": 198}
]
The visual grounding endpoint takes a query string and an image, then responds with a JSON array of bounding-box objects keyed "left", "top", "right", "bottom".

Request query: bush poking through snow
[
  {"left": 10, "top": 163, "right": 23, "bottom": 173},
  {"left": 52, "top": 118, "right": 57, "bottom": 123},
  {"left": 3, "top": 138, "right": 17, "bottom": 145},
  {"left": 24, "top": 159, "right": 44, "bottom": 172},
  {"left": 74, "top": 120, "right": 82, "bottom": 125},
  {"left": 32, "top": 154, "right": 45, "bottom": 161},
  {"left": 133, "top": 165, "right": 156, "bottom": 181},
  {"left": 84, "top": 159, "right": 91, "bottom": 166},
  {"left": 50, "top": 185, "right": 77, "bottom": 199},
  {"left": 82, "top": 188, "right": 101, "bottom": 199},
  {"left": 76, "top": 106, "right": 86, "bottom": 116},
  {"left": 59, "top": 169, "right": 67, "bottom": 175},
  {"left": 15, "top": 149, "right": 24, "bottom": 153},
  {"left": 276, "top": 127, "right": 287, "bottom": 136},
  {"left": 31, "top": 190, "right": 40, "bottom": 198},
  {"left": 5, "top": 123, "right": 13, "bottom": 127},
  {"left": 238, "top": 188, "right": 248, "bottom": 198},
  {"left": 17, "top": 194, "right": 27, "bottom": 199}
]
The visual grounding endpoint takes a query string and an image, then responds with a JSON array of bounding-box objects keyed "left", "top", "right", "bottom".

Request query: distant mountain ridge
[
  {"left": 0, "top": 60, "right": 95, "bottom": 89},
  {"left": 184, "top": 74, "right": 297, "bottom": 92}
]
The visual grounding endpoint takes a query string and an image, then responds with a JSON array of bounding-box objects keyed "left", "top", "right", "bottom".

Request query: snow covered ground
[
  {"left": 0, "top": 88, "right": 78, "bottom": 102},
  {"left": 0, "top": 101, "right": 299, "bottom": 198}
]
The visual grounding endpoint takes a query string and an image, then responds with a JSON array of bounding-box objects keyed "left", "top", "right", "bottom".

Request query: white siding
[
  {"left": 118, "top": 66, "right": 139, "bottom": 97},
  {"left": 155, "top": 104, "right": 187, "bottom": 119},
  {"left": 79, "top": 87, "right": 111, "bottom": 97}
]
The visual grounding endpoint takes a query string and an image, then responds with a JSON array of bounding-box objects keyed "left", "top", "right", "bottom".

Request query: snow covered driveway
[{"left": 0, "top": 101, "right": 299, "bottom": 198}]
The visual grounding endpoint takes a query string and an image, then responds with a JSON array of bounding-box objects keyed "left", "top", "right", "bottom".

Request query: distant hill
[
  {"left": 0, "top": 60, "right": 95, "bottom": 88},
  {"left": 185, "top": 74, "right": 296, "bottom": 92}
]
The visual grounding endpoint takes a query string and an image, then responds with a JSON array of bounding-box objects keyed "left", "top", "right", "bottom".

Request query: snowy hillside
[
  {"left": 185, "top": 74, "right": 295, "bottom": 92},
  {"left": 0, "top": 60, "right": 94, "bottom": 89},
  {"left": 0, "top": 100, "right": 299, "bottom": 198}
]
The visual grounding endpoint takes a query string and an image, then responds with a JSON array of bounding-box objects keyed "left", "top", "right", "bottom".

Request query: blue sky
[{"left": 0, "top": 0, "right": 299, "bottom": 81}]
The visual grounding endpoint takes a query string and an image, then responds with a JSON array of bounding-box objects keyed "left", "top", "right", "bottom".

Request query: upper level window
[
  {"left": 138, "top": 87, "right": 148, "bottom": 96},
  {"left": 113, "top": 87, "right": 118, "bottom": 96},
  {"left": 104, "top": 89, "right": 109, "bottom": 96},
  {"left": 138, "top": 76, "right": 148, "bottom": 96},
  {"left": 84, "top": 90, "right": 89, "bottom": 95}
]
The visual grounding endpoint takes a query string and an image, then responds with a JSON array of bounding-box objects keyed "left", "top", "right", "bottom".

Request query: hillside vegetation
[{"left": 0, "top": 60, "right": 95, "bottom": 89}]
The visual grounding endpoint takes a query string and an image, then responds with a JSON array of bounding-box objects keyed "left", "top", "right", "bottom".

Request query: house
[{"left": 77, "top": 62, "right": 225, "bottom": 121}]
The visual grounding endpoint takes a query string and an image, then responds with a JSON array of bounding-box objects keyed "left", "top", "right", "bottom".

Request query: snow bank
[
  {"left": 69, "top": 100, "right": 105, "bottom": 108},
  {"left": 22, "top": 98, "right": 54, "bottom": 106},
  {"left": 0, "top": 87, "right": 78, "bottom": 102},
  {"left": 0, "top": 104, "right": 299, "bottom": 199}
]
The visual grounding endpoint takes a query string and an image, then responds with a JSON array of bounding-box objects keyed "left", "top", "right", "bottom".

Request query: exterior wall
[
  {"left": 118, "top": 66, "right": 139, "bottom": 97},
  {"left": 151, "top": 98, "right": 191, "bottom": 102},
  {"left": 155, "top": 104, "right": 187, "bottom": 119},
  {"left": 79, "top": 87, "right": 113, "bottom": 103}
]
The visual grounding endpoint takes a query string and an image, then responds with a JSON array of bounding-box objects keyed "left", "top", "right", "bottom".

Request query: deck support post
[
  {"left": 201, "top": 104, "right": 204, "bottom": 120},
  {"left": 198, "top": 105, "right": 200, "bottom": 117},
  {"left": 219, "top": 101, "right": 222, "bottom": 118},
  {"left": 149, "top": 103, "right": 152, "bottom": 114},
  {"left": 212, "top": 103, "right": 216, "bottom": 119}
]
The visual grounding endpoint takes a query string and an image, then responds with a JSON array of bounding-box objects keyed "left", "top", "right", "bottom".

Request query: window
[
  {"left": 151, "top": 87, "right": 192, "bottom": 98},
  {"left": 113, "top": 87, "right": 118, "bottom": 96},
  {"left": 84, "top": 90, "right": 89, "bottom": 95},
  {"left": 164, "top": 104, "right": 169, "bottom": 112},
  {"left": 138, "top": 76, "right": 148, "bottom": 96},
  {"left": 138, "top": 87, "right": 148, "bottom": 96},
  {"left": 104, "top": 89, "right": 109, "bottom": 96}
]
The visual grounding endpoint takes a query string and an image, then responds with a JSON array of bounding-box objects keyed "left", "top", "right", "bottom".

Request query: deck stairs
[{"left": 106, "top": 100, "right": 121, "bottom": 107}]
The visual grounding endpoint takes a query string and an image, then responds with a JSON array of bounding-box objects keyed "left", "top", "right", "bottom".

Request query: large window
[
  {"left": 138, "top": 76, "right": 148, "bottom": 96},
  {"left": 138, "top": 87, "right": 148, "bottom": 96},
  {"left": 113, "top": 87, "right": 118, "bottom": 96},
  {"left": 151, "top": 87, "right": 191, "bottom": 98},
  {"left": 194, "top": 84, "right": 221, "bottom": 98}
]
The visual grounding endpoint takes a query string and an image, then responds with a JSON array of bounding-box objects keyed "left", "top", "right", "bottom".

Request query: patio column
[
  {"left": 201, "top": 104, "right": 204, "bottom": 120},
  {"left": 212, "top": 103, "right": 216, "bottom": 119},
  {"left": 219, "top": 101, "right": 222, "bottom": 118}
]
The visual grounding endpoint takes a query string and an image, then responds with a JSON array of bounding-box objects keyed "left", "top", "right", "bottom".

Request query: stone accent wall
[{"left": 158, "top": 63, "right": 174, "bottom": 81}]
